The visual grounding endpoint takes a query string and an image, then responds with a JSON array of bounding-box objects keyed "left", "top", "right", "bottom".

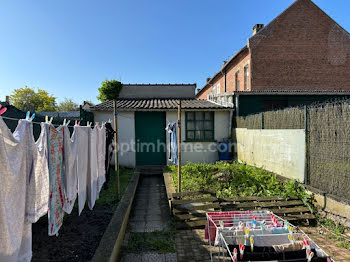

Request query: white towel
[
  {"left": 62, "top": 125, "right": 77, "bottom": 214},
  {"left": 97, "top": 124, "right": 106, "bottom": 196},
  {"left": 87, "top": 127, "right": 99, "bottom": 210},
  {"left": 0, "top": 118, "right": 33, "bottom": 262},
  {"left": 73, "top": 126, "right": 89, "bottom": 215}
]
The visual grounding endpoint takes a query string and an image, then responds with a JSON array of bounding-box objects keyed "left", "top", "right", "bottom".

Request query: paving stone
[
  {"left": 142, "top": 253, "right": 166, "bottom": 262},
  {"left": 120, "top": 253, "right": 143, "bottom": 262},
  {"left": 165, "top": 253, "right": 177, "bottom": 262}
]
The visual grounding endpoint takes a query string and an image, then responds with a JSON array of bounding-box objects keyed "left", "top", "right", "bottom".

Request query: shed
[{"left": 90, "top": 95, "right": 233, "bottom": 168}]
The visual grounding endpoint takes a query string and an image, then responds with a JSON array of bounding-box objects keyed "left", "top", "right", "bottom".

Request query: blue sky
[{"left": 0, "top": 0, "right": 349, "bottom": 104}]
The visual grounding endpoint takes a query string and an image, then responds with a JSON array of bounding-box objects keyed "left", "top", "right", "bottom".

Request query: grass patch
[
  {"left": 123, "top": 230, "right": 176, "bottom": 254},
  {"left": 96, "top": 166, "right": 134, "bottom": 206}
]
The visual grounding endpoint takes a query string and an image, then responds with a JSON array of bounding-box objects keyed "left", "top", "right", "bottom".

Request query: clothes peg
[
  {"left": 95, "top": 122, "right": 99, "bottom": 127},
  {"left": 49, "top": 117, "right": 53, "bottom": 124},
  {"left": 233, "top": 248, "right": 238, "bottom": 262},
  {"left": 75, "top": 120, "right": 80, "bottom": 126},
  {"left": 250, "top": 236, "right": 254, "bottom": 252},
  {"left": 26, "top": 111, "right": 35, "bottom": 121},
  {"left": 0, "top": 104, "right": 7, "bottom": 115},
  {"left": 66, "top": 120, "right": 70, "bottom": 126},
  {"left": 239, "top": 244, "right": 245, "bottom": 260}
]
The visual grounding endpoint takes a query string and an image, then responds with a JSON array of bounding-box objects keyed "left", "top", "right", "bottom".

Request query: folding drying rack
[{"left": 206, "top": 211, "right": 334, "bottom": 262}]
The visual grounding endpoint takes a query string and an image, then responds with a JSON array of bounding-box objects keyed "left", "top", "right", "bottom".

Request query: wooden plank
[
  {"left": 172, "top": 197, "right": 218, "bottom": 205},
  {"left": 282, "top": 213, "right": 315, "bottom": 221},
  {"left": 269, "top": 206, "right": 311, "bottom": 214},
  {"left": 222, "top": 200, "right": 304, "bottom": 209},
  {"left": 184, "top": 219, "right": 207, "bottom": 228},
  {"left": 173, "top": 203, "right": 220, "bottom": 213},
  {"left": 172, "top": 190, "right": 216, "bottom": 198},
  {"left": 174, "top": 213, "right": 207, "bottom": 220},
  {"left": 219, "top": 196, "right": 299, "bottom": 202}
]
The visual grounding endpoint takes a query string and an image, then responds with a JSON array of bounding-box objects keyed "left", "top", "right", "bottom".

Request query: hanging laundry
[
  {"left": 25, "top": 122, "right": 50, "bottom": 223},
  {"left": 104, "top": 122, "right": 115, "bottom": 189},
  {"left": 72, "top": 125, "right": 90, "bottom": 215},
  {"left": 47, "top": 124, "right": 65, "bottom": 236},
  {"left": 62, "top": 124, "right": 77, "bottom": 214},
  {"left": 97, "top": 124, "right": 106, "bottom": 197},
  {"left": 0, "top": 118, "right": 42, "bottom": 262},
  {"left": 87, "top": 126, "right": 99, "bottom": 210},
  {"left": 165, "top": 122, "right": 177, "bottom": 164}
]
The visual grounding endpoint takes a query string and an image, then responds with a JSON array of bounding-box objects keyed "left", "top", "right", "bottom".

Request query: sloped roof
[{"left": 90, "top": 99, "right": 232, "bottom": 111}]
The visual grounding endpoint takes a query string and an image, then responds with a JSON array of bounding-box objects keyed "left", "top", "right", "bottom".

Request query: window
[
  {"left": 244, "top": 65, "right": 249, "bottom": 90},
  {"left": 216, "top": 83, "right": 221, "bottom": 95},
  {"left": 235, "top": 71, "right": 240, "bottom": 91},
  {"left": 185, "top": 112, "right": 214, "bottom": 141}
]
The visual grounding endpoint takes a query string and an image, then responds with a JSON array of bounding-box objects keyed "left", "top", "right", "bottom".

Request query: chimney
[
  {"left": 5, "top": 96, "right": 10, "bottom": 104},
  {"left": 222, "top": 60, "right": 228, "bottom": 68},
  {"left": 196, "top": 88, "right": 201, "bottom": 93},
  {"left": 252, "top": 24, "right": 264, "bottom": 35},
  {"left": 206, "top": 77, "right": 211, "bottom": 83}
]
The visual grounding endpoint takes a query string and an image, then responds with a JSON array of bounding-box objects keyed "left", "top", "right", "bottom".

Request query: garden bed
[
  {"left": 32, "top": 167, "right": 133, "bottom": 262},
  {"left": 167, "top": 162, "right": 312, "bottom": 203}
]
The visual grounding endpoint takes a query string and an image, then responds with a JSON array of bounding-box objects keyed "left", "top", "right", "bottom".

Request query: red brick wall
[
  {"left": 196, "top": 50, "right": 251, "bottom": 99},
  {"left": 249, "top": 0, "right": 350, "bottom": 91},
  {"left": 226, "top": 53, "right": 251, "bottom": 92}
]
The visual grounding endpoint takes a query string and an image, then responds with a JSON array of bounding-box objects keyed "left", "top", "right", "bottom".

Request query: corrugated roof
[{"left": 90, "top": 99, "right": 232, "bottom": 111}]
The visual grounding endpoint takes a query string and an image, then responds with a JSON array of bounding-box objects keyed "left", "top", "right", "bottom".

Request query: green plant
[
  {"left": 97, "top": 79, "right": 123, "bottom": 102},
  {"left": 319, "top": 218, "right": 350, "bottom": 251},
  {"left": 10, "top": 86, "right": 57, "bottom": 112},
  {"left": 168, "top": 162, "right": 313, "bottom": 203}
]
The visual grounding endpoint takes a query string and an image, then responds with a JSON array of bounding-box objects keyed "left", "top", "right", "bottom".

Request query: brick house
[{"left": 196, "top": 0, "right": 350, "bottom": 114}]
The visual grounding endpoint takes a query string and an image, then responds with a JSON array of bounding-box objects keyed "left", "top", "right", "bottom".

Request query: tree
[
  {"left": 97, "top": 79, "right": 123, "bottom": 102},
  {"left": 10, "top": 86, "right": 56, "bottom": 112},
  {"left": 57, "top": 98, "right": 79, "bottom": 112}
]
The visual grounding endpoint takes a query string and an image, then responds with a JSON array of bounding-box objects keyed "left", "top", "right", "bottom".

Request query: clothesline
[
  {"left": 0, "top": 116, "right": 116, "bottom": 262},
  {"left": 2, "top": 115, "right": 64, "bottom": 127}
]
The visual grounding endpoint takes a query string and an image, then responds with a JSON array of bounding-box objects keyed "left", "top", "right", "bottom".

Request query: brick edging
[{"left": 91, "top": 171, "right": 140, "bottom": 262}]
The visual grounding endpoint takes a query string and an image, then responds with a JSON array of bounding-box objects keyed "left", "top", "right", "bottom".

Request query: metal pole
[
  {"left": 304, "top": 105, "right": 309, "bottom": 185},
  {"left": 177, "top": 100, "right": 182, "bottom": 193},
  {"left": 114, "top": 100, "right": 120, "bottom": 199}
]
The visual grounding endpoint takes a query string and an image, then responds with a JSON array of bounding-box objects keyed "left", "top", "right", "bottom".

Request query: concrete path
[
  {"left": 120, "top": 173, "right": 177, "bottom": 262},
  {"left": 128, "top": 174, "right": 171, "bottom": 232}
]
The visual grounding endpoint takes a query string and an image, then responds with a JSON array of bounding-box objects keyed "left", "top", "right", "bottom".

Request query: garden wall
[{"left": 234, "top": 128, "right": 305, "bottom": 182}]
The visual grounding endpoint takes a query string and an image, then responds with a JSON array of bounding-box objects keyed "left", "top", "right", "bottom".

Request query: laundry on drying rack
[{"left": 0, "top": 114, "right": 111, "bottom": 262}]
